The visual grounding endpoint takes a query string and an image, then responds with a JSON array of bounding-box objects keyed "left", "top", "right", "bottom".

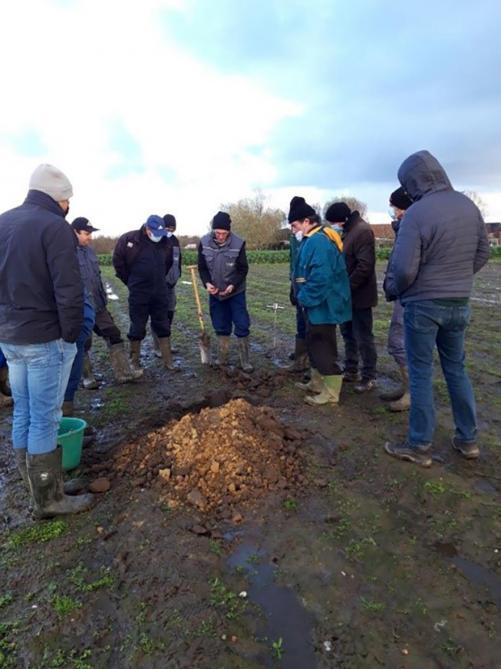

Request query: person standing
[
  {"left": 379, "top": 187, "right": 413, "bottom": 412},
  {"left": 69, "top": 217, "right": 141, "bottom": 394},
  {"left": 0, "top": 164, "right": 94, "bottom": 517},
  {"left": 325, "top": 201, "right": 378, "bottom": 392},
  {"left": 197, "top": 211, "right": 252, "bottom": 372},
  {"left": 286, "top": 229, "right": 308, "bottom": 372},
  {"left": 0, "top": 348, "right": 13, "bottom": 408},
  {"left": 152, "top": 214, "right": 182, "bottom": 357},
  {"left": 113, "top": 215, "right": 175, "bottom": 371},
  {"left": 384, "top": 150, "right": 490, "bottom": 467},
  {"left": 288, "top": 196, "right": 351, "bottom": 405}
]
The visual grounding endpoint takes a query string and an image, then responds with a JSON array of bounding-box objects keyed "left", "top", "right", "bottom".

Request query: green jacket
[{"left": 295, "top": 226, "right": 352, "bottom": 325}]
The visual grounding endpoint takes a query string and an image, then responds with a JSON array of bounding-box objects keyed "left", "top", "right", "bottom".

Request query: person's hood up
[{"left": 398, "top": 150, "right": 452, "bottom": 201}]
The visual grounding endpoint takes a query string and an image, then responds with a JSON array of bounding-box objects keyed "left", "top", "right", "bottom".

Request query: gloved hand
[{"left": 289, "top": 283, "right": 297, "bottom": 306}]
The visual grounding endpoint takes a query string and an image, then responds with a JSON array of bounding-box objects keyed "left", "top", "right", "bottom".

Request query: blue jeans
[
  {"left": 404, "top": 300, "right": 477, "bottom": 448},
  {"left": 0, "top": 339, "right": 77, "bottom": 455},
  {"left": 64, "top": 300, "right": 95, "bottom": 402},
  {"left": 209, "top": 291, "right": 250, "bottom": 337}
]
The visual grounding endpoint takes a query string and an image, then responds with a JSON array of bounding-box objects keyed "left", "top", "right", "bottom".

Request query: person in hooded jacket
[
  {"left": 325, "top": 202, "right": 378, "bottom": 393},
  {"left": 0, "top": 164, "right": 94, "bottom": 518},
  {"left": 379, "top": 187, "right": 413, "bottom": 412},
  {"left": 198, "top": 211, "right": 252, "bottom": 372},
  {"left": 384, "top": 150, "right": 490, "bottom": 467},
  {"left": 152, "top": 213, "right": 182, "bottom": 358},
  {"left": 288, "top": 196, "right": 352, "bottom": 406},
  {"left": 113, "top": 215, "right": 174, "bottom": 371}
]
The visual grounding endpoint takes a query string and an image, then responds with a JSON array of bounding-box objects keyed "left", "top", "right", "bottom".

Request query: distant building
[
  {"left": 486, "top": 222, "right": 501, "bottom": 245},
  {"left": 184, "top": 243, "right": 197, "bottom": 250}
]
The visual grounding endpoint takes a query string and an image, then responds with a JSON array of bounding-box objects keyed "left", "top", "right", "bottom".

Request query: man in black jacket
[
  {"left": 0, "top": 164, "right": 94, "bottom": 518},
  {"left": 113, "top": 215, "right": 174, "bottom": 370},
  {"left": 197, "top": 211, "right": 252, "bottom": 371},
  {"left": 384, "top": 150, "right": 490, "bottom": 467},
  {"left": 325, "top": 202, "right": 378, "bottom": 392}
]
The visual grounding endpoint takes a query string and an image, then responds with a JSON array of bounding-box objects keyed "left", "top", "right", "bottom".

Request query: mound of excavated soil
[{"left": 110, "top": 399, "right": 307, "bottom": 515}]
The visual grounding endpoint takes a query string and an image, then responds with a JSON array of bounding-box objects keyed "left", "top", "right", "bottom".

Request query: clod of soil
[
  {"left": 89, "top": 477, "right": 111, "bottom": 493},
  {"left": 111, "top": 398, "right": 306, "bottom": 515}
]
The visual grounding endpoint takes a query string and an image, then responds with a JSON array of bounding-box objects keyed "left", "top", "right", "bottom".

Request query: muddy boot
[
  {"left": 380, "top": 365, "right": 407, "bottom": 402},
  {"left": 27, "top": 448, "right": 94, "bottom": 519},
  {"left": 62, "top": 400, "right": 74, "bottom": 417},
  {"left": 82, "top": 354, "right": 98, "bottom": 390},
  {"left": 109, "top": 343, "right": 143, "bottom": 383},
  {"left": 151, "top": 331, "right": 162, "bottom": 359},
  {"left": 305, "top": 375, "right": 343, "bottom": 406},
  {"left": 158, "top": 337, "right": 175, "bottom": 370},
  {"left": 237, "top": 336, "right": 254, "bottom": 373},
  {"left": 389, "top": 390, "right": 411, "bottom": 412},
  {"left": 0, "top": 366, "right": 12, "bottom": 396},
  {"left": 129, "top": 340, "right": 143, "bottom": 374},
  {"left": 214, "top": 336, "right": 230, "bottom": 367},
  {"left": 14, "top": 448, "right": 28, "bottom": 485},
  {"left": 286, "top": 337, "right": 309, "bottom": 372},
  {"left": 295, "top": 368, "right": 323, "bottom": 393}
]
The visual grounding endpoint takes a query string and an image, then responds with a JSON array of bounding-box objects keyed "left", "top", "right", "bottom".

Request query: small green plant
[
  {"left": 52, "top": 594, "right": 81, "bottom": 618},
  {"left": 360, "top": 597, "right": 385, "bottom": 613},
  {"left": 7, "top": 520, "right": 67, "bottom": 548},
  {"left": 271, "top": 637, "right": 284, "bottom": 660},
  {"left": 69, "top": 564, "right": 114, "bottom": 592},
  {"left": 0, "top": 593, "right": 13, "bottom": 608},
  {"left": 283, "top": 498, "right": 298, "bottom": 511},
  {"left": 209, "top": 539, "right": 223, "bottom": 557},
  {"left": 209, "top": 577, "right": 246, "bottom": 620},
  {"left": 424, "top": 479, "right": 447, "bottom": 495}
]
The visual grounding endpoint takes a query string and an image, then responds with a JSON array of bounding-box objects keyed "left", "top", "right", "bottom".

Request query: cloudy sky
[{"left": 1, "top": 0, "right": 500, "bottom": 235}]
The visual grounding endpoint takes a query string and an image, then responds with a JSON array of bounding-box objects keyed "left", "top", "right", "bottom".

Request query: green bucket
[{"left": 58, "top": 417, "right": 87, "bottom": 471}]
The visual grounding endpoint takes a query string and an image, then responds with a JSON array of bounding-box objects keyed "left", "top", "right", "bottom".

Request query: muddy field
[{"left": 1, "top": 261, "right": 500, "bottom": 669}]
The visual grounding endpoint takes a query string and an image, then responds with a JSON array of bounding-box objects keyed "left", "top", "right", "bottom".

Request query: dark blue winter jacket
[
  {"left": 0, "top": 190, "right": 84, "bottom": 344},
  {"left": 384, "top": 151, "right": 490, "bottom": 302}
]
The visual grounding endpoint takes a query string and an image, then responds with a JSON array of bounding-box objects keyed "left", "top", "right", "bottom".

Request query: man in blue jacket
[
  {"left": 0, "top": 164, "right": 94, "bottom": 517},
  {"left": 288, "top": 196, "right": 352, "bottom": 405},
  {"left": 384, "top": 150, "right": 490, "bottom": 466}
]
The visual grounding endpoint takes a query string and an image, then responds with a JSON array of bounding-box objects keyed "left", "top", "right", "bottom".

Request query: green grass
[{"left": 6, "top": 520, "right": 68, "bottom": 549}]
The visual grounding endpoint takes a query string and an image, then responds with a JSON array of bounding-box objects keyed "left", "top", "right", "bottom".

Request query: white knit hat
[{"left": 29, "top": 164, "right": 73, "bottom": 201}]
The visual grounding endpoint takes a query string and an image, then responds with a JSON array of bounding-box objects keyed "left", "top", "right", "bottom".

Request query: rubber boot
[
  {"left": 305, "top": 375, "right": 343, "bottom": 406},
  {"left": 295, "top": 368, "right": 323, "bottom": 393},
  {"left": 379, "top": 365, "right": 407, "bottom": 402},
  {"left": 82, "top": 354, "right": 98, "bottom": 390},
  {"left": 129, "top": 340, "right": 143, "bottom": 374},
  {"left": 158, "top": 337, "right": 175, "bottom": 370},
  {"left": 237, "top": 336, "right": 254, "bottom": 372},
  {"left": 27, "top": 448, "right": 94, "bottom": 518},
  {"left": 62, "top": 400, "right": 74, "bottom": 417},
  {"left": 109, "top": 343, "right": 143, "bottom": 382},
  {"left": 151, "top": 331, "right": 162, "bottom": 359},
  {"left": 214, "top": 336, "right": 230, "bottom": 367},
  {"left": 16, "top": 447, "right": 84, "bottom": 495},
  {"left": 0, "top": 366, "right": 12, "bottom": 396},
  {"left": 389, "top": 368, "right": 410, "bottom": 411},
  {"left": 286, "top": 338, "right": 309, "bottom": 372}
]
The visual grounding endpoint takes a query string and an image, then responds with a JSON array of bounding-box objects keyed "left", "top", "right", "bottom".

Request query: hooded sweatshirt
[{"left": 384, "top": 150, "right": 490, "bottom": 302}]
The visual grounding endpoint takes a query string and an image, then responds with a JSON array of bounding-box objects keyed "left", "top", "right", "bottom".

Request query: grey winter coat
[{"left": 384, "top": 150, "right": 490, "bottom": 302}]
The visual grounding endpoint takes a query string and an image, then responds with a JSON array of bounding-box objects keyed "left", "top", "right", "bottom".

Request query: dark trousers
[
  {"left": 296, "top": 305, "right": 306, "bottom": 340},
  {"left": 65, "top": 301, "right": 96, "bottom": 401},
  {"left": 340, "top": 307, "right": 377, "bottom": 380},
  {"left": 305, "top": 322, "right": 342, "bottom": 376},
  {"left": 209, "top": 291, "right": 250, "bottom": 337},
  {"left": 128, "top": 292, "right": 171, "bottom": 341}
]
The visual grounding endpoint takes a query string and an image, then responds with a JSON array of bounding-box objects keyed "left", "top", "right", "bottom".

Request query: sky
[{"left": 1, "top": 0, "right": 501, "bottom": 235}]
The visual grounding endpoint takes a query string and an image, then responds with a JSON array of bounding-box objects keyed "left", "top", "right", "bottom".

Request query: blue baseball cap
[{"left": 145, "top": 214, "right": 168, "bottom": 237}]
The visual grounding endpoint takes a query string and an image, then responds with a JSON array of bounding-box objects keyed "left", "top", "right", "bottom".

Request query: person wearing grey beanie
[{"left": 28, "top": 163, "right": 73, "bottom": 214}]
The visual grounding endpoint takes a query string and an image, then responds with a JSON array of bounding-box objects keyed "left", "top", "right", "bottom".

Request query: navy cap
[
  {"left": 71, "top": 217, "right": 99, "bottom": 233},
  {"left": 145, "top": 215, "right": 168, "bottom": 237}
]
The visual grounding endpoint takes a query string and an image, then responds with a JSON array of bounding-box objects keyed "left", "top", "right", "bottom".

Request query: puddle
[
  {"left": 473, "top": 479, "right": 497, "bottom": 495},
  {"left": 227, "top": 538, "right": 317, "bottom": 669},
  {"left": 452, "top": 556, "right": 501, "bottom": 606}
]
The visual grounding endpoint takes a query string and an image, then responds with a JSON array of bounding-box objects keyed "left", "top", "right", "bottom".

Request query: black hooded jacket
[
  {"left": 385, "top": 151, "right": 490, "bottom": 302},
  {"left": 0, "top": 190, "right": 84, "bottom": 344}
]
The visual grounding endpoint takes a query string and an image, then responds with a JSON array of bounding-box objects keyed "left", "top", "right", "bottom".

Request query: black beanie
[
  {"left": 325, "top": 202, "right": 351, "bottom": 223},
  {"left": 389, "top": 187, "right": 412, "bottom": 211},
  {"left": 212, "top": 211, "right": 231, "bottom": 230},
  {"left": 288, "top": 196, "right": 316, "bottom": 222},
  {"left": 163, "top": 214, "right": 176, "bottom": 230}
]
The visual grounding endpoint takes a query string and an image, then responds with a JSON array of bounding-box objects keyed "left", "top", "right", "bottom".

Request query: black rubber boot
[{"left": 27, "top": 448, "right": 94, "bottom": 519}]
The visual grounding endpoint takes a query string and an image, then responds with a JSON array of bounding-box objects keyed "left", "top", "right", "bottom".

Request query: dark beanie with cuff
[
  {"left": 163, "top": 214, "right": 176, "bottom": 230},
  {"left": 212, "top": 211, "right": 231, "bottom": 230},
  {"left": 325, "top": 202, "right": 351, "bottom": 223},
  {"left": 288, "top": 196, "right": 316, "bottom": 222},
  {"left": 389, "top": 187, "right": 413, "bottom": 211}
]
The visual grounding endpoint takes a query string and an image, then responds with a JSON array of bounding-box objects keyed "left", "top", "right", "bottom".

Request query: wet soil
[{"left": 0, "top": 262, "right": 500, "bottom": 668}]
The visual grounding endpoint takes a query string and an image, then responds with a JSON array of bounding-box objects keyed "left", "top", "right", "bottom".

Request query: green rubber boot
[{"left": 305, "top": 374, "right": 343, "bottom": 405}]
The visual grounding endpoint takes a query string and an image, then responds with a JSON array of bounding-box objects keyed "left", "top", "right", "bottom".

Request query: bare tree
[
  {"left": 219, "top": 193, "right": 285, "bottom": 249},
  {"left": 323, "top": 195, "right": 368, "bottom": 220},
  {"left": 462, "top": 190, "right": 488, "bottom": 218}
]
